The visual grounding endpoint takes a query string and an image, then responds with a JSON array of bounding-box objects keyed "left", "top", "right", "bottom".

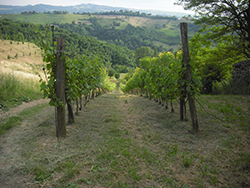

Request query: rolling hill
[{"left": 0, "top": 13, "right": 198, "bottom": 51}]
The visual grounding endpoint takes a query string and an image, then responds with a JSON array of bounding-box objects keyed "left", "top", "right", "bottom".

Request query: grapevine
[
  {"left": 39, "top": 34, "right": 116, "bottom": 125},
  {"left": 122, "top": 51, "right": 202, "bottom": 112}
]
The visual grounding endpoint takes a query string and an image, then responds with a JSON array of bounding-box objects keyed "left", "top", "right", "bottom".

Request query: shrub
[
  {"left": 108, "top": 69, "right": 116, "bottom": 78},
  {"left": 115, "top": 72, "right": 120, "bottom": 79},
  {"left": 221, "top": 80, "right": 250, "bottom": 95}
]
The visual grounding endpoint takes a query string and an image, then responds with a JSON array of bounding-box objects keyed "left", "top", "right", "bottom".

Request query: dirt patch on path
[{"left": 0, "top": 98, "right": 50, "bottom": 120}]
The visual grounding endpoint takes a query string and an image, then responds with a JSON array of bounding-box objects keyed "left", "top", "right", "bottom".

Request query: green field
[
  {"left": 0, "top": 13, "right": 193, "bottom": 30},
  {"left": 0, "top": 14, "right": 90, "bottom": 24}
]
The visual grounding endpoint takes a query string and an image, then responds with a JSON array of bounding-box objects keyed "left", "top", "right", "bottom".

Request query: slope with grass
[
  {"left": 0, "top": 39, "right": 44, "bottom": 77},
  {"left": 0, "top": 39, "right": 45, "bottom": 109},
  {"left": 0, "top": 88, "right": 249, "bottom": 187}
]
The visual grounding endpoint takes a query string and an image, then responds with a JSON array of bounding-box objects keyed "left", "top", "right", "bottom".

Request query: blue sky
[{"left": 0, "top": 0, "right": 194, "bottom": 14}]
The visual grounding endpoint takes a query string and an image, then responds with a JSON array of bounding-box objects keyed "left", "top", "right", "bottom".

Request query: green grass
[
  {"left": 0, "top": 89, "right": 249, "bottom": 187},
  {"left": 119, "top": 73, "right": 127, "bottom": 80},
  {"left": 158, "top": 27, "right": 178, "bottom": 36},
  {"left": 0, "top": 116, "right": 22, "bottom": 134},
  {"left": 97, "top": 18, "right": 116, "bottom": 27},
  {"left": 0, "top": 102, "right": 49, "bottom": 134},
  {"left": 116, "top": 21, "right": 128, "bottom": 30},
  {"left": 0, "top": 71, "right": 42, "bottom": 109},
  {"left": 0, "top": 14, "right": 90, "bottom": 24}
]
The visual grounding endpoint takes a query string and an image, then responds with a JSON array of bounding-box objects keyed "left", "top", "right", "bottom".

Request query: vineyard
[
  {"left": 0, "top": 23, "right": 243, "bottom": 187},
  {"left": 37, "top": 23, "right": 201, "bottom": 138},
  {"left": 0, "top": 0, "right": 250, "bottom": 186}
]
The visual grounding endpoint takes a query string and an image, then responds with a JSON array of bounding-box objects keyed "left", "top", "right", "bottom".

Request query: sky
[{"left": 0, "top": 0, "right": 194, "bottom": 14}]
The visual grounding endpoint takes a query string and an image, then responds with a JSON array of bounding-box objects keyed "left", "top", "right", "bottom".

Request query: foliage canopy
[{"left": 176, "top": 0, "right": 250, "bottom": 58}]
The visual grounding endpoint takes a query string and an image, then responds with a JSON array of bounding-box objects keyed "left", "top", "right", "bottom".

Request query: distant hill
[
  {"left": 0, "top": 13, "right": 198, "bottom": 52},
  {"left": 0, "top": 3, "right": 190, "bottom": 17}
]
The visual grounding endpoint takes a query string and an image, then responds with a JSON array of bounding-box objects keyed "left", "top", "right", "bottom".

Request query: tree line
[{"left": 79, "top": 10, "right": 178, "bottom": 20}]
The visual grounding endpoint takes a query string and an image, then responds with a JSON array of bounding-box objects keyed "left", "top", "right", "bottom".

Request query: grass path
[{"left": 0, "top": 89, "right": 249, "bottom": 187}]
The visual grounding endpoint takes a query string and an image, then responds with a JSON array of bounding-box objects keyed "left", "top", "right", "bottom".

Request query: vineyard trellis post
[
  {"left": 56, "top": 37, "right": 66, "bottom": 138},
  {"left": 51, "top": 24, "right": 58, "bottom": 138},
  {"left": 180, "top": 22, "right": 199, "bottom": 134}
]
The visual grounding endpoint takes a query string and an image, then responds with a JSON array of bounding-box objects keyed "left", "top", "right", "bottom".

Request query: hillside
[
  {"left": 0, "top": 13, "right": 192, "bottom": 30},
  {"left": 0, "top": 13, "right": 198, "bottom": 51},
  {"left": 0, "top": 19, "right": 136, "bottom": 72},
  {"left": 0, "top": 39, "right": 44, "bottom": 79}
]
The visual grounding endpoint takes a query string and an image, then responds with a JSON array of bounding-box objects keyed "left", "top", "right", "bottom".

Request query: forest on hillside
[
  {"left": 0, "top": 19, "right": 136, "bottom": 73},
  {"left": 58, "top": 18, "right": 194, "bottom": 51}
]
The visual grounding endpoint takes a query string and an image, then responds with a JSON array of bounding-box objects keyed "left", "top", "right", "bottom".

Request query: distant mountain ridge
[{"left": 0, "top": 3, "right": 190, "bottom": 17}]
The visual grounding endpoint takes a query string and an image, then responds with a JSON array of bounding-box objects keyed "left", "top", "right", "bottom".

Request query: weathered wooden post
[
  {"left": 180, "top": 22, "right": 199, "bottom": 134},
  {"left": 56, "top": 37, "right": 66, "bottom": 138}
]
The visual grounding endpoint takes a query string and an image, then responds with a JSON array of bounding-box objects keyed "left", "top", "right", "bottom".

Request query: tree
[
  {"left": 115, "top": 72, "right": 120, "bottom": 79},
  {"left": 108, "top": 69, "right": 116, "bottom": 78},
  {"left": 135, "top": 46, "right": 152, "bottom": 66},
  {"left": 176, "top": 0, "right": 250, "bottom": 58},
  {"left": 16, "top": 32, "right": 24, "bottom": 42},
  {"left": 153, "top": 47, "right": 158, "bottom": 57}
]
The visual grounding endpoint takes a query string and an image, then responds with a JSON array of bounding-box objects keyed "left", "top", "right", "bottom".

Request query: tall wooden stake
[
  {"left": 51, "top": 25, "right": 58, "bottom": 138},
  {"left": 180, "top": 22, "right": 199, "bottom": 134},
  {"left": 56, "top": 38, "right": 66, "bottom": 138}
]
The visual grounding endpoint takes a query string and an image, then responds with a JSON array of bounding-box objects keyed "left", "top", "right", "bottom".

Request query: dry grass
[
  {"left": 0, "top": 39, "right": 45, "bottom": 80},
  {"left": 0, "top": 40, "right": 45, "bottom": 109},
  {"left": 0, "top": 88, "right": 249, "bottom": 187}
]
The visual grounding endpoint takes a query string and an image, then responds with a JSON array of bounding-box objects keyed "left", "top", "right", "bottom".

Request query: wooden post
[
  {"left": 180, "top": 22, "right": 199, "bottom": 134},
  {"left": 56, "top": 38, "right": 66, "bottom": 138},
  {"left": 247, "top": 1, "right": 250, "bottom": 50},
  {"left": 76, "top": 98, "right": 79, "bottom": 115},
  {"left": 180, "top": 64, "right": 186, "bottom": 121}
]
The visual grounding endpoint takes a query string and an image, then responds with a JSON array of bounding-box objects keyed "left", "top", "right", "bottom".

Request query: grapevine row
[
  {"left": 122, "top": 51, "right": 201, "bottom": 116},
  {"left": 40, "top": 38, "right": 116, "bottom": 127}
]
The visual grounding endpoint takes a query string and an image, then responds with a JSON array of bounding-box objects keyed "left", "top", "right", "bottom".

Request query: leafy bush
[
  {"left": 215, "top": 79, "right": 250, "bottom": 95},
  {"left": 115, "top": 72, "right": 120, "bottom": 79},
  {"left": 108, "top": 69, "right": 116, "bottom": 78}
]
